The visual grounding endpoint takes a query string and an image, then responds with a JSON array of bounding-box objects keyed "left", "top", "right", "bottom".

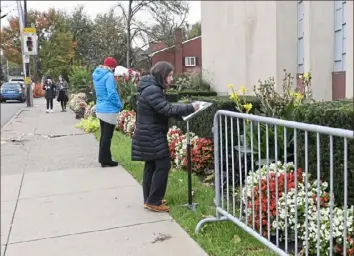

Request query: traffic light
[{"left": 26, "top": 37, "right": 33, "bottom": 52}]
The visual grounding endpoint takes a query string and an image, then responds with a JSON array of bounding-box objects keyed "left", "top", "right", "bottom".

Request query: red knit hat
[{"left": 103, "top": 57, "right": 117, "bottom": 69}]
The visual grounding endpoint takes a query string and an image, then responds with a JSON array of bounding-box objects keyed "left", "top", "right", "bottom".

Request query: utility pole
[{"left": 23, "top": 0, "right": 32, "bottom": 107}]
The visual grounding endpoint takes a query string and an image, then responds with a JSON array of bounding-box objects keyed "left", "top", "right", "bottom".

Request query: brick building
[{"left": 148, "top": 28, "right": 202, "bottom": 75}]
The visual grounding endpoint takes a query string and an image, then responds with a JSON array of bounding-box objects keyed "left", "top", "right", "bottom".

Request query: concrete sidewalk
[{"left": 1, "top": 99, "right": 207, "bottom": 256}]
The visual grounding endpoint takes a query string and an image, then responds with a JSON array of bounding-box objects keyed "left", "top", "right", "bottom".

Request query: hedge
[
  {"left": 169, "top": 95, "right": 262, "bottom": 139},
  {"left": 129, "top": 91, "right": 216, "bottom": 112},
  {"left": 172, "top": 90, "right": 217, "bottom": 98},
  {"left": 129, "top": 92, "right": 179, "bottom": 111},
  {"left": 293, "top": 100, "right": 354, "bottom": 205}
]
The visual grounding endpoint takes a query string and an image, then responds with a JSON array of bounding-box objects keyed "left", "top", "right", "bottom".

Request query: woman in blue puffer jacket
[{"left": 92, "top": 57, "right": 122, "bottom": 167}]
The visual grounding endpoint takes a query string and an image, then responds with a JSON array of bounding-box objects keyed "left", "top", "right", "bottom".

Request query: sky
[{"left": 0, "top": 1, "right": 201, "bottom": 28}]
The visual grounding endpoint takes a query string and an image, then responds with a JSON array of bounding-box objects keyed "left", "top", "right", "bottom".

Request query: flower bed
[
  {"left": 243, "top": 161, "right": 354, "bottom": 255},
  {"left": 69, "top": 93, "right": 87, "bottom": 119},
  {"left": 117, "top": 110, "right": 136, "bottom": 137},
  {"left": 116, "top": 111, "right": 214, "bottom": 173},
  {"left": 84, "top": 104, "right": 96, "bottom": 118},
  {"left": 76, "top": 116, "right": 100, "bottom": 133}
]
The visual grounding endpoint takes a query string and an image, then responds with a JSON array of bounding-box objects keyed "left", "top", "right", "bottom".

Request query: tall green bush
[
  {"left": 293, "top": 100, "right": 354, "bottom": 205},
  {"left": 68, "top": 66, "right": 95, "bottom": 102},
  {"left": 171, "top": 72, "right": 212, "bottom": 91},
  {"left": 169, "top": 96, "right": 262, "bottom": 139}
]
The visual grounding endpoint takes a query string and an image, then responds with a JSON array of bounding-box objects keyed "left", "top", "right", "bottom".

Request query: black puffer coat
[
  {"left": 42, "top": 82, "right": 57, "bottom": 100},
  {"left": 132, "top": 76, "right": 195, "bottom": 161}
]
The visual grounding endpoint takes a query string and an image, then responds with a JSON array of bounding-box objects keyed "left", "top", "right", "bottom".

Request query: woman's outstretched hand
[{"left": 192, "top": 102, "right": 200, "bottom": 112}]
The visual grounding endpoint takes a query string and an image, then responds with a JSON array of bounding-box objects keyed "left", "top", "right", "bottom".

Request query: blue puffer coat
[{"left": 92, "top": 66, "right": 122, "bottom": 113}]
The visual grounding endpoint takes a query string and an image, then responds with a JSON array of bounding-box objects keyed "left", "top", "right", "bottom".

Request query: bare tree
[
  {"left": 136, "top": 10, "right": 188, "bottom": 47},
  {"left": 115, "top": 0, "right": 189, "bottom": 67}
]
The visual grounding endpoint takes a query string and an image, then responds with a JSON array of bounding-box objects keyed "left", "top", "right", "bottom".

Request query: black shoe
[{"left": 101, "top": 161, "right": 119, "bottom": 168}]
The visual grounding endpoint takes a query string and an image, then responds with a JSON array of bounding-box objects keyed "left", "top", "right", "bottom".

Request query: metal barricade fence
[{"left": 195, "top": 110, "right": 354, "bottom": 256}]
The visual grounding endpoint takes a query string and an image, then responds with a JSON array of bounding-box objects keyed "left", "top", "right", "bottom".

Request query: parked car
[
  {"left": 0, "top": 82, "right": 26, "bottom": 103},
  {"left": 8, "top": 76, "right": 34, "bottom": 92},
  {"left": 8, "top": 76, "right": 25, "bottom": 84}
]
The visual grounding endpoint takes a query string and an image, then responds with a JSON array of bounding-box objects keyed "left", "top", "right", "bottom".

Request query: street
[{"left": 1, "top": 101, "right": 26, "bottom": 128}]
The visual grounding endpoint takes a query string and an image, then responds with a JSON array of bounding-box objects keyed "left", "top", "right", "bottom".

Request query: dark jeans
[
  {"left": 46, "top": 98, "right": 53, "bottom": 110},
  {"left": 60, "top": 101, "right": 67, "bottom": 110},
  {"left": 99, "top": 119, "right": 115, "bottom": 164},
  {"left": 143, "top": 156, "right": 171, "bottom": 206}
]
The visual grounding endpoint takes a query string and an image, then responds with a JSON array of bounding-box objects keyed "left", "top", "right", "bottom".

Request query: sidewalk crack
[
  {"left": 3, "top": 173, "right": 25, "bottom": 255},
  {"left": 7, "top": 219, "right": 171, "bottom": 245}
]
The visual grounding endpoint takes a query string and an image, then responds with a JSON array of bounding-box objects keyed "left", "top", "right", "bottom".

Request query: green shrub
[
  {"left": 68, "top": 66, "right": 95, "bottom": 103},
  {"left": 176, "top": 90, "right": 217, "bottom": 99},
  {"left": 171, "top": 72, "right": 212, "bottom": 91},
  {"left": 129, "top": 92, "right": 179, "bottom": 111},
  {"left": 76, "top": 116, "right": 100, "bottom": 133},
  {"left": 169, "top": 96, "right": 262, "bottom": 139},
  {"left": 293, "top": 100, "right": 354, "bottom": 205}
]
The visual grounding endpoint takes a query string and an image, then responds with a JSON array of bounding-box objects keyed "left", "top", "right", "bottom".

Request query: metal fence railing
[{"left": 195, "top": 110, "right": 354, "bottom": 256}]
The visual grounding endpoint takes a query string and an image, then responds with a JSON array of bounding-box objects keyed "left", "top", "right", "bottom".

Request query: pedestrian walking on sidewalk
[
  {"left": 93, "top": 57, "right": 122, "bottom": 168},
  {"left": 131, "top": 61, "right": 199, "bottom": 213},
  {"left": 57, "top": 75, "right": 69, "bottom": 112},
  {"left": 42, "top": 76, "right": 57, "bottom": 113}
]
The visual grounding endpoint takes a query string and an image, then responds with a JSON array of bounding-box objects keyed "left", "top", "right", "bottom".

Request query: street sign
[
  {"left": 23, "top": 27, "right": 36, "bottom": 33},
  {"left": 23, "top": 27, "right": 37, "bottom": 55},
  {"left": 24, "top": 77, "right": 31, "bottom": 85}
]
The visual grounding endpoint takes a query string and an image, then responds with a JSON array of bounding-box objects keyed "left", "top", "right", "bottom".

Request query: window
[
  {"left": 297, "top": 0, "right": 304, "bottom": 74},
  {"left": 184, "top": 57, "right": 196, "bottom": 67},
  {"left": 334, "top": 1, "right": 347, "bottom": 71}
]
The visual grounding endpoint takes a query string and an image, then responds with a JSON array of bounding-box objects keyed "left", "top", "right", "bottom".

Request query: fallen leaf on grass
[
  {"left": 232, "top": 235, "right": 241, "bottom": 244},
  {"left": 201, "top": 214, "right": 214, "bottom": 218},
  {"left": 203, "top": 174, "right": 215, "bottom": 183}
]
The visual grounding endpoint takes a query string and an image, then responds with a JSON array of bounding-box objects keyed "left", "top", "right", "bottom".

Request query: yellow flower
[
  {"left": 243, "top": 103, "right": 253, "bottom": 113},
  {"left": 239, "top": 85, "right": 247, "bottom": 94},
  {"left": 227, "top": 84, "right": 234, "bottom": 89},
  {"left": 295, "top": 92, "right": 304, "bottom": 101},
  {"left": 303, "top": 72, "right": 310, "bottom": 79},
  {"left": 230, "top": 92, "right": 239, "bottom": 101}
]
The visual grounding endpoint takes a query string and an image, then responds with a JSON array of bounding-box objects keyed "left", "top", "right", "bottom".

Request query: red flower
[{"left": 247, "top": 167, "right": 305, "bottom": 235}]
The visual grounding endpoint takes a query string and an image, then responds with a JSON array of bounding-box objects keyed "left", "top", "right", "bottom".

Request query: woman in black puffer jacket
[{"left": 132, "top": 61, "right": 199, "bottom": 213}]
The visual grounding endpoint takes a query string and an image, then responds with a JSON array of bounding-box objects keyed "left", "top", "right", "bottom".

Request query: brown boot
[
  {"left": 144, "top": 199, "right": 167, "bottom": 208},
  {"left": 145, "top": 203, "right": 169, "bottom": 212}
]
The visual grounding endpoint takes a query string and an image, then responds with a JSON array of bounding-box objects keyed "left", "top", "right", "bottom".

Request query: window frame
[
  {"left": 184, "top": 57, "right": 196, "bottom": 67},
  {"left": 297, "top": 0, "right": 304, "bottom": 74},
  {"left": 334, "top": 1, "right": 347, "bottom": 71}
]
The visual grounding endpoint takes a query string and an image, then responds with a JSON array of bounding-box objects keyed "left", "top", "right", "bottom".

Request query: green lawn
[{"left": 95, "top": 130, "right": 276, "bottom": 256}]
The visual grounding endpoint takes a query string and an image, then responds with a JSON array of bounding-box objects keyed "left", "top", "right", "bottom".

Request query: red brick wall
[
  {"left": 151, "top": 35, "right": 202, "bottom": 75},
  {"left": 182, "top": 37, "right": 202, "bottom": 74},
  {"left": 152, "top": 49, "right": 175, "bottom": 67},
  {"left": 149, "top": 42, "right": 169, "bottom": 52}
]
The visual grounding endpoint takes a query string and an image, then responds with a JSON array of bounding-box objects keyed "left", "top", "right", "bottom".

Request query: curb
[{"left": 1, "top": 106, "right": 26, "bottom": 132}]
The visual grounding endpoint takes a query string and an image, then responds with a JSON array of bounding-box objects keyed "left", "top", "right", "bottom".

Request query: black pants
[
  {"left": 143, "top": 156, "right": 171, "bottom": 206},
  {"left": 99, "top": 119, "right": 115, "bottom": 164},
  {"left": 46, "top": 98, "right": 53, "bottom": 110},
  {"left": 60, "top": 101, "right": 67, "bottom": 110}
]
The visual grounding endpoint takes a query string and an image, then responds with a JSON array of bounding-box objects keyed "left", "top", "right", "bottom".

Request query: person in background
[
  {"left": 57, "top": 75, "right": 69, "bottom": 112},
  {"left": 42, "top": 76, "right": 56, "bottom": 113},
  {"left": 93, "top": 57, "right": 122, "bottom": 168},
  {"left": 131, "top": 61, "right": 199, "bottom": 213}
]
